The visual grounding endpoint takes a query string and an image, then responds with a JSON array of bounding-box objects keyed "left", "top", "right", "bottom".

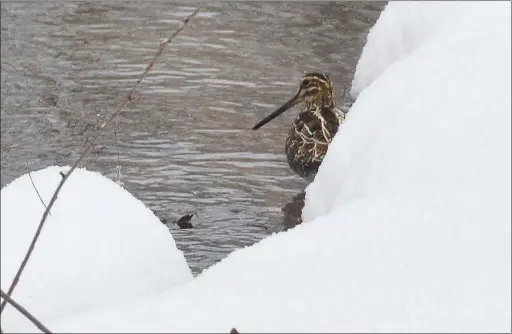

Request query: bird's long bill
[{"left": 252, "top": 91, "right": 302, "bottom": 130}]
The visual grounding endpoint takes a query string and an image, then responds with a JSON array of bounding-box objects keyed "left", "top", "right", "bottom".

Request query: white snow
[
  {"left": 349, "top": 1, "right": 464, "bottom": 96},
  {"left": 1, "top": 166, "right": 192, "bottom": 332},
  {"left": 2, "top": 1, "right": 510, "bottom": 333}
]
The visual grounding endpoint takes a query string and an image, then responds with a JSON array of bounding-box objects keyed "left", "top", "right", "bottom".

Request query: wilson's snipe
[{"left": 253, "top": 72, "right": 347, "bottom": 182}]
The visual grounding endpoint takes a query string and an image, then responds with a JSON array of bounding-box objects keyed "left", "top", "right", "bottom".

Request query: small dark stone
[
  {"left": 230, "top": 328, "right": 239, "bottom": 334},
  {"left": 174, "top": 213, "right": 194, "bottom": 229}
]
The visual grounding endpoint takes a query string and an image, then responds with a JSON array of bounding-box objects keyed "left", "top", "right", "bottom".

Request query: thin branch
[
  {"left": 114, "top": 128, "right": 122, "bottom": 183},
  {"left": 28, "top": 172, "right": 51, "bottom": 216},
  {"left": 0, "top": 3, "right": 205, "bottom": 314},
  {"left": 0, "top": 289, "right": 52, "bottom": 334}
]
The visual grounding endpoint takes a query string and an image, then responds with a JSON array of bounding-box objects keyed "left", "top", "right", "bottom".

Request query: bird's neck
[{"left": 304, "top": 93, "right": 336, "bottom": 111}]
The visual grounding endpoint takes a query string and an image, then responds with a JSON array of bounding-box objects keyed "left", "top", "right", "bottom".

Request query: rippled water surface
[{"left": 1, "top": 1, "right": 384, "bottom": 274}]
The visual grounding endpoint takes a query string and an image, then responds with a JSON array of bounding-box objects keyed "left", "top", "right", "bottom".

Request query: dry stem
[
  {"left": 0, "top": 289, "right": 52, "bottom": 333},
  {"left": 28, "top": 172, "right": 51, "bottom": 216}
]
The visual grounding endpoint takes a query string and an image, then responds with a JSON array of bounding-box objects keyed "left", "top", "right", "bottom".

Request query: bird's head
[{"left": 253, "top": 72, "right": 334, "bottom": 130}]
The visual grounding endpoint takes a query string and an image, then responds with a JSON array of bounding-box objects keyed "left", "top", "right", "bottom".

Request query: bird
[{"left": 252, "top": 72, "right": 347, "bottom": 182}]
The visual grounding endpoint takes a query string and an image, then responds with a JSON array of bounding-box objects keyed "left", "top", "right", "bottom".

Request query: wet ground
[{"left": 1, "top": 1, "right": 384, "bottom": 274}]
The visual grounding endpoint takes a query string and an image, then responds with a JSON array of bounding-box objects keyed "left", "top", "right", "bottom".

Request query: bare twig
[
  {"left": 114, "top": 128, "right": 122, "bottom": 184},
  {"left": 0, "top": 289, "right": 52, "bottom": 333},
  {"left": 27, "top": 172, "right": 51, "bottom": 216},
  {"left": 0, "top": 3, "right": 205, "bottom": 314}
]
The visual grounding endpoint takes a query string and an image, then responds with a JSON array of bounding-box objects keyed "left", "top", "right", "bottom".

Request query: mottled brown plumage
[{"left": 253, "top": 72, "right": 346, "bottom": 181}]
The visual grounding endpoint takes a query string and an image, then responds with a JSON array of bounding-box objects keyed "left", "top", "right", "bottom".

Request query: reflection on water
[{"left": 1, "top": 1, "right": 384, "bottom": 274}]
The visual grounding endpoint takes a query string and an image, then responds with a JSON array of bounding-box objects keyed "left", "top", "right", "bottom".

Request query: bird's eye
[{"left": 302, "top": 79, "right": 311, "bottom": 87}]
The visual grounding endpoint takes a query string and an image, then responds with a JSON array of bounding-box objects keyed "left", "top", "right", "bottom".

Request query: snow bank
[
  {"left": 305, "top": 0, "right": 511, "bottom": 225},
  {"left": 1, "top": 166, "right": 192, "bottom": 332},
  {"left": 53, "top": 196, "right": 511, "bottom": 333},
  {"left": 7, "top": 1, "right": 511, "bottom": 332},
  {"left": 349, "top": 1, "right": 465, "bottom": 96}
]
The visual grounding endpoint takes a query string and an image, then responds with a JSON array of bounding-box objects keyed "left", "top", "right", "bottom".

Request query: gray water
[{"left": 1, "top": 1, "right": 384, "bottom": 274}]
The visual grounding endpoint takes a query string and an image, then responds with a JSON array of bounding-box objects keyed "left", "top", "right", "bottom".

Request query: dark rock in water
[
  {"left": 152, "top": 209, "right": 194, "bottom": 229},
  {"left": 281, "top": 191, "right": 305, "bottom": 230},
  {"left": 174, "top": 213, "right": 194, "bottom": 229}
]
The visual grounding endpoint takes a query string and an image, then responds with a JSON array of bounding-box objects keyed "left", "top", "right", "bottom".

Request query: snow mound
[
  {"left": 305, "top": 1, "right": 511, "bottom": 223},
  {"left": 351, "top": 2, "right": 486, "bottom": 96},
  {"left": 53, "top": 195, "right": 510, "bottom": 332},
  {"left": 1, "top": 166, "right": 192, "bottom": 332}
]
